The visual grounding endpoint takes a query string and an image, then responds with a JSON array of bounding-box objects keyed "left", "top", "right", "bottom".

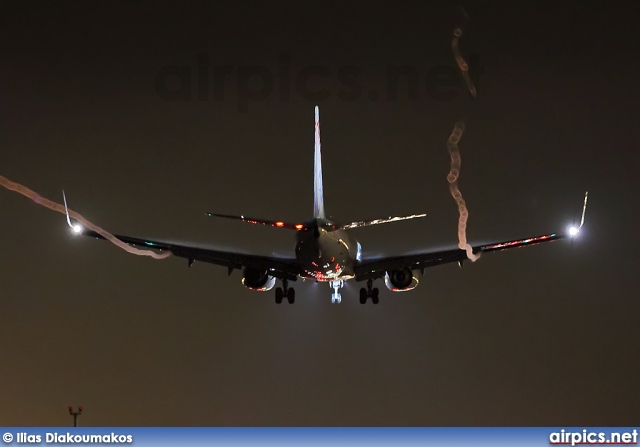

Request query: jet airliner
[{"left": 66, "top": 107, "right": 586, "bottom": 304}]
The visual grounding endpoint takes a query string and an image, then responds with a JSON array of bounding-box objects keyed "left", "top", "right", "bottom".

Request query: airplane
[{"left": 64, "top": 106, "right": 587, "bottom": 304}]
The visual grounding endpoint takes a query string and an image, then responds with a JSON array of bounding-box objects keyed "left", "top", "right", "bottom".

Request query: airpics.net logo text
[
  {"left": 155, "top": 52, "right": 483, "bottom": 112},
  {"left": 549, "top": 429, "right": 638, "bottom": 446}
]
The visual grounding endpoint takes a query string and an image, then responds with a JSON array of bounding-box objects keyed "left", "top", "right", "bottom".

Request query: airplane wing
[
  {"left": 79, "top": 229, "right": 300, "bottom": 281},
  {"left": 353, "top": 231, "right": 570, "bottom": 281},
  {"left": 355, "top": 192, "right": 589, "bottom": 281}
]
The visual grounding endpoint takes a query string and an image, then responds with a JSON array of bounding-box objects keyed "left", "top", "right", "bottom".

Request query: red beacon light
[{"left": 68, "top": 405, "right": 83, "bottom": 427}]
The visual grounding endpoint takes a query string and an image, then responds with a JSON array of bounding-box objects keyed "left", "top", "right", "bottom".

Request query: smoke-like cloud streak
[
  {"left": 446, "top": 122, "right": 479, "bottom": 262},
  {"left": 0, "top": 175, "right": 171, "bottom": 260},
  {"left": 451, "top": 28, "right": 477, "bottom": 98}
]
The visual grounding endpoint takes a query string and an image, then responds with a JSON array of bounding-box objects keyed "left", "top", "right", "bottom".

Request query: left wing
[
  {"left": 79, "top": 229, "right": 300, "bottom": 280},
  {"left": 354, "top": 231, "right": 570, "bottom": 281},
  {"left": 355, "top": 191, "right": 588, "bottom": 281}
]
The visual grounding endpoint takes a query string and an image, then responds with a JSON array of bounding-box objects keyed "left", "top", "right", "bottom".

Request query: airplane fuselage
[{"left": 295, "top": 218, "right": 360, "bottom": 281}]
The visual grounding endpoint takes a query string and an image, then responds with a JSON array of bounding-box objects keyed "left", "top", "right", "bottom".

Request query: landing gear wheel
[
  {"left": 361, "top": 279, "right": 377, "bottom": 304},
  {"left": 359, "top": 288, "right": 367, "bottom": 304},
  {"left": 329, "top": 279, "right": 344, "bottom": 304},
  {"left": 276, "top": 279, "right": 292, "bottom": 305},
  {"left": 371, "top": 287, "right": 379, "bottom": 305}
]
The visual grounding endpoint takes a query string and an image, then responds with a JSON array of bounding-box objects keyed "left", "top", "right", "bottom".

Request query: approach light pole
[{"left": 68, "top": 406, "right": 83, "bottom": 427}]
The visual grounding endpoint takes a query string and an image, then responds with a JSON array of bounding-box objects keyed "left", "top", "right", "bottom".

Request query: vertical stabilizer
[{"left": 314, "top": 106, "right": 326, "bottom": 218}]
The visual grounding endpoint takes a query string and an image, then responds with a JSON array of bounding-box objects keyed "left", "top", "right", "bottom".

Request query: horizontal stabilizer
[
  {"left": 206, "top": 213, "right": 306, "bottom": 230},
  {"left": 340, "top": 213, "right": 427, "bottom": 230}
]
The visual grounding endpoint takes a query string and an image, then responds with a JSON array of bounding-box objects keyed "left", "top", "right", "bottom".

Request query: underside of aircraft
[{"left": 65, "top": 107, "right": 588, "bottom": 304}]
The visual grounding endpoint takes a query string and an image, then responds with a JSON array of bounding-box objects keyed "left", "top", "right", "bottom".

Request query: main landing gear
[
  {"left": 329, "top": 279, "right": 344, "bottom": 303},
  {"left": 359, "top": 279, "right": 379, "bottom": 304},
  {"left": 275, "top": 279, "right": 295, "bottom": 304}
]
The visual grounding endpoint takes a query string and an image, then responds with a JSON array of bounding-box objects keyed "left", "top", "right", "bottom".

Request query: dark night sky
[{"left": 1, "top": 1, "right": 639, "bottom": 426}]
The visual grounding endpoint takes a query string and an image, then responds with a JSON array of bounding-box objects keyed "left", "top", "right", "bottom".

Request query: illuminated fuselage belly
[{"left": 295, "top": 227, "right": 356, "bottom": 281}]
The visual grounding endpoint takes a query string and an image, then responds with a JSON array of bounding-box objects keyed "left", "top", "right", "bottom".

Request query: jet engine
[
  {"left": 242, "top": 267, "right": 276, "bottom": 291},
  {"left": 384, "top": 268, "right": 419, "bottom": 291}
]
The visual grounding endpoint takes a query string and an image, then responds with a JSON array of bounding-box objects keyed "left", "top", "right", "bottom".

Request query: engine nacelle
[
  {"left": 384, "top": 268, "right": 419, "bottom": 292},
  {"left": 242, "top": 267, "right": 276, "bottom": 291}
]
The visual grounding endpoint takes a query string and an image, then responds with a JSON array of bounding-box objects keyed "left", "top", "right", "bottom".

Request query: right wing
[
  {"left": 79, "top": 229, "right": 300, "bottom": 281},
  {"left": 354, "top": 231, "right": 570, "bottom": 281},
  {"left": 354, "top": 191, "right": 588, "bottom": 281}
]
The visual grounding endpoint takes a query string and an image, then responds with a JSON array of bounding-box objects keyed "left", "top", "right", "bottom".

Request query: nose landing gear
[{"left": 329, "top": 279, "right": 344, "bottom": 303}]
